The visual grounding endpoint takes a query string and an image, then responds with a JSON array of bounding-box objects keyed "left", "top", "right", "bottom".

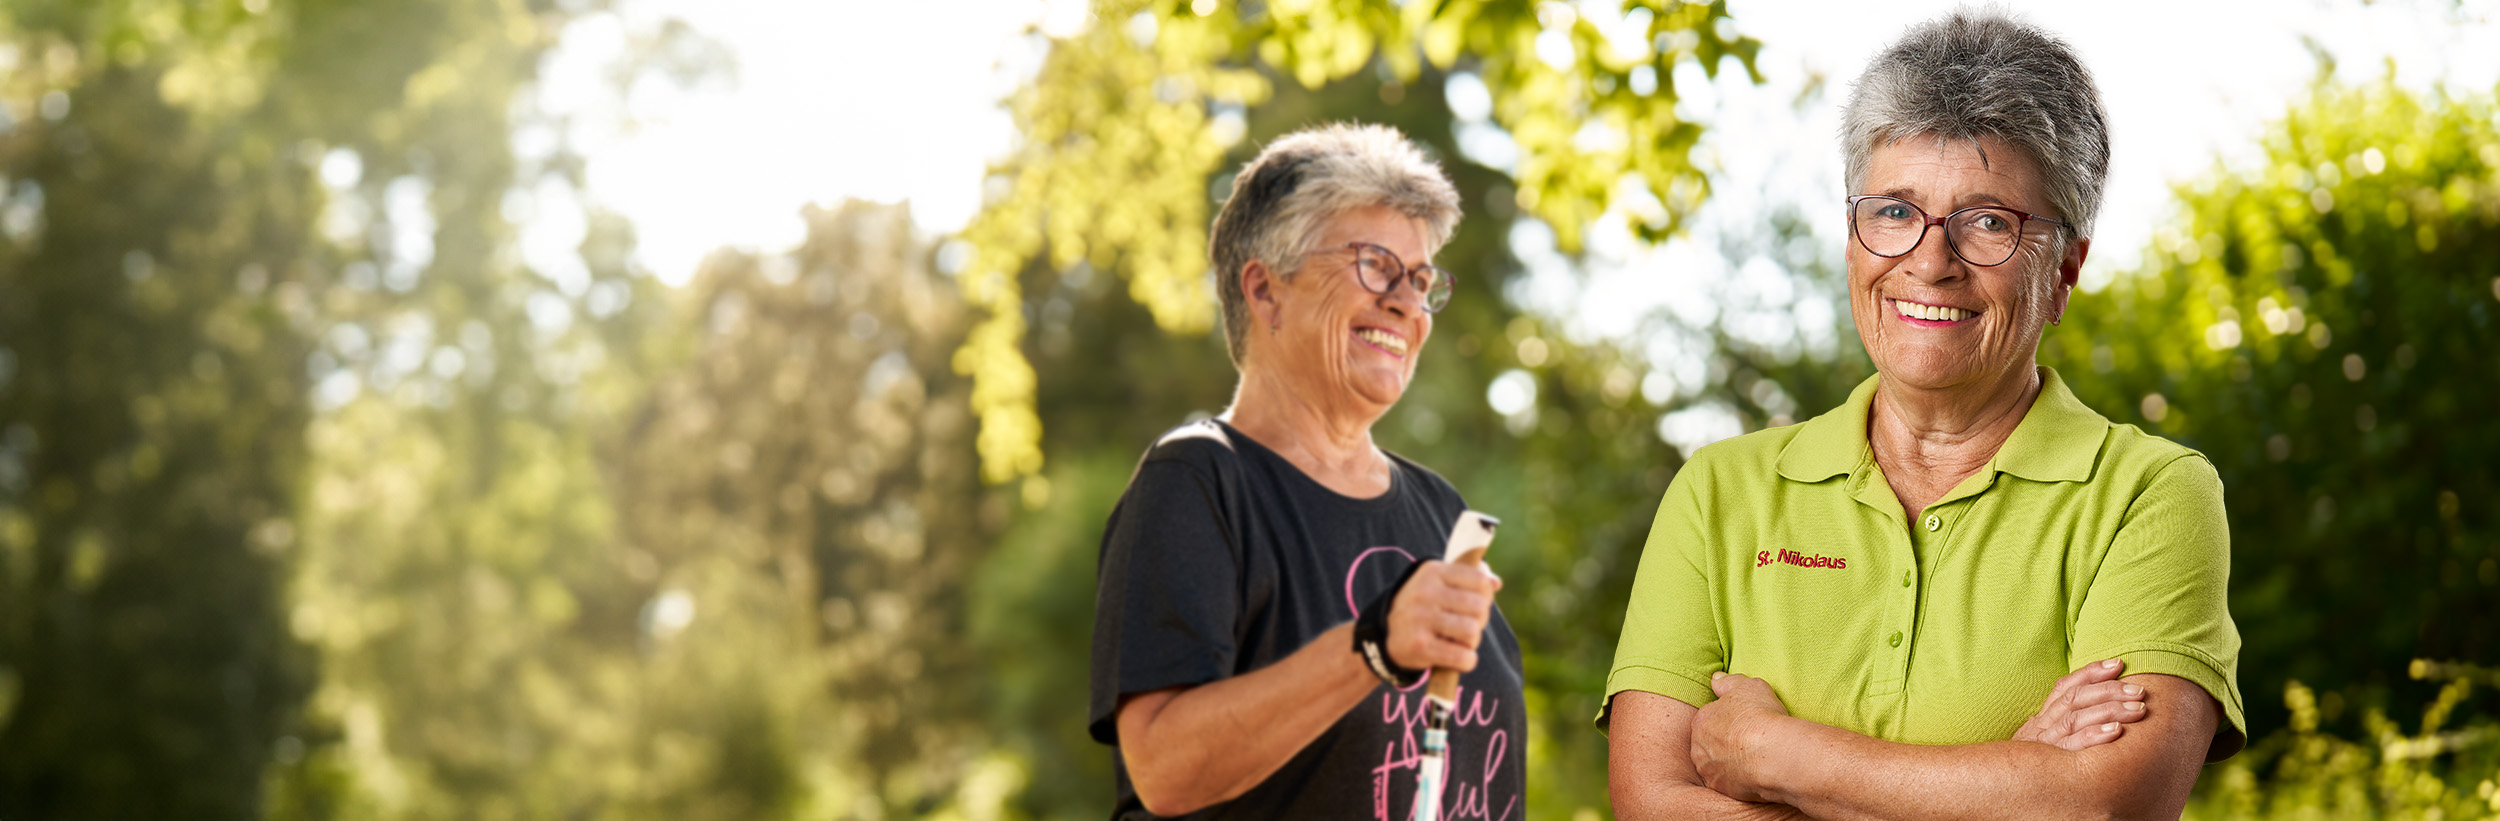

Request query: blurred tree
[
  {"left": 2047, "top": 75, "right": 2500, "bottom": 741},
  {"left": 0, "top": 0, "right": 781, "bottom": 817},
  {"left": 254, "top": 1, "right": 866, "bottom": 817},
  {"left": 606, "top": 199, "right": 1003, "bottom": 817},
  {"left": 0, "top": 0, "right": 523, "bottom": 815},
  {"left": 953, "top": 0, "right": 1761, "bottom": 483}
]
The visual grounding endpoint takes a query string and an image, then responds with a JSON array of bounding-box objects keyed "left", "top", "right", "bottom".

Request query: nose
[
  {"left": 1900, "top": 224, "right": 1968, "bottom": 286},
  {"left": 1378, "top": 274, "right": 1425, "bottom": 316}
]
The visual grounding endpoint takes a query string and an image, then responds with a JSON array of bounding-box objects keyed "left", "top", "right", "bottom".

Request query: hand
[
  {"left": 2012, "top": 659, "right": 2150, "bottom": 750},
  {"left": 1385, "top": 560, "right": 1501, "bottom": 673},
  {"left": 1689, "top": 671, "right": 1795, "bottom": 803}
]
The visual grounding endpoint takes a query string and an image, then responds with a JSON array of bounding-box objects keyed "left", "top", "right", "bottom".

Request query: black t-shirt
[{"left": 1088, "top": 419, "right": 1527, "bottom": 820}]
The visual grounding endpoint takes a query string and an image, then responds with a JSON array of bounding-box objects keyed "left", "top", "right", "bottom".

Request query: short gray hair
[
  {"left": 1211, "top": 123, "right": 1461, "bottom": 366},
  {"left": 1841, "top": 7, "right": 2109, "bottom": 241}
]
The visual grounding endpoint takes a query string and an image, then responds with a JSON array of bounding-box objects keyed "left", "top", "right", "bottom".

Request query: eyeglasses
[
  {"left": 1324, "top": 241, "right": 1453, "bottom": 313},
  {"left": 1846, "top": 195, "right": 2069, "bottom": 268}
]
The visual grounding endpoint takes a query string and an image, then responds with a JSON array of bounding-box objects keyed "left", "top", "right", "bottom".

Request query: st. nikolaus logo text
[{"left": 1756, "top": 549, "right": 1847, "bottom": 570}]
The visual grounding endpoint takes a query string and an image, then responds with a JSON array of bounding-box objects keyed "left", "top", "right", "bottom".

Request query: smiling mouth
[
  {"left": 1354, "top": 327, "right": 1409, "bottom": 356},
  {"left": 1891, "top": 298, "right": 1977, "bottom": 323}
]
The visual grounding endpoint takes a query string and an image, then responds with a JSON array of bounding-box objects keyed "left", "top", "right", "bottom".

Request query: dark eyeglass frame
[
  {"left": 1322, "top": 241, "right": 1454, "bottom": 313},
  {"left": 1846, "top": 194, "right": 2070, "bottom": 268}
]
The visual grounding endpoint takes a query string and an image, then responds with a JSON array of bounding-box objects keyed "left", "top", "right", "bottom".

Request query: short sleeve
[
  {"left": 2068, "top": 454, "right": 2247, "bottom": 760},
  {"left": 1598, "top": 464, "right": 1727, "bottom": 732},
  {"left": 1087, "top": 453, "right": 1243, "bottom": 745}
]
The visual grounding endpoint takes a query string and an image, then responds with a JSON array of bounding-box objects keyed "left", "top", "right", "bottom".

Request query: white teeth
[
  {"left": 1357, "top": 328, "right": 1408, "bottom": 354},
  {"left": 1895, "top": 300, "right": 1970, "bottom": 322}
]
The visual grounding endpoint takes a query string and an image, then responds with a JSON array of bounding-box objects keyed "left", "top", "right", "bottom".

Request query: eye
[
  {"left": 1354, "top": 246, "right": 1392, "bottom": 271},
  {"left": 1876, "top": 203, "right": 1914, "bottom": 220},
  {"left": 1969, "top": 211, "right": 2013, "bottom": 232}
]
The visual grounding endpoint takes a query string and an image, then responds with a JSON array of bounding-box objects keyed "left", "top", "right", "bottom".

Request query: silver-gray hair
[
  {"left": 1841, "top": 7, "right": 2109, "bottom": 243},
  {"left": 1211, "top": 123, "right": 1461, "bottom": 366}
]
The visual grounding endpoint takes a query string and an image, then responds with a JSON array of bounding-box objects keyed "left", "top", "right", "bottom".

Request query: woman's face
[
  {"left": 1847, "top": 133, "right": 2083, "bottom": 396},
  {"left": 1256, "top": 204, "right": 1436, "bottom": 416}
]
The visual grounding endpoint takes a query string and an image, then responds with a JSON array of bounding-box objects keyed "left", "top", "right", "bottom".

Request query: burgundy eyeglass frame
[
  {"left": 1845, "top": 194, "right": 2071, "bottom": 267},
  {"left": 1323, "top": 241, "right": 1455, "bottom": 313}
]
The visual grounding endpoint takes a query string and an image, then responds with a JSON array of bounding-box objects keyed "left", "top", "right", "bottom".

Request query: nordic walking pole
[{"left": 1414, "top": 510, "right": 1498, "bottom": 821}]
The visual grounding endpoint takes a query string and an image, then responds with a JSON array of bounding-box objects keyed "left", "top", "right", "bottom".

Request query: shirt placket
[
  {"left": 1896, "top": 473, "right": 1994, "bottom": 724},
  {"left": 1851, "top": 469, "right": 1918, "bottom": 739}
]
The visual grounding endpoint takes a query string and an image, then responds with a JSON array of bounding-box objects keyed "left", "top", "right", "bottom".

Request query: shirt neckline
[
  {"left": 1774, "top": 365, "right": 2109, "bottom": 486},
  {"left": 1213, "top": 419, "right": 1407, "bottom": 510}
]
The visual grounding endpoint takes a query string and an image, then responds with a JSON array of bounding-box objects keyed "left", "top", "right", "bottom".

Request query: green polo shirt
[{"left": 1600, "top": 367, "right": 2245, "bottom": 760}]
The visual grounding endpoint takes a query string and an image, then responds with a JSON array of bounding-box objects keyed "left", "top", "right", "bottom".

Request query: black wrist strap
[{"left": 1353, "top": 560, "right": 1429, "bottom": 688}]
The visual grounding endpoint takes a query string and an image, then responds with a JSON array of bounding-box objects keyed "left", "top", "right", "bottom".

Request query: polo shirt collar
[
  {"left": 1776, "top": 374, "right": 1880, "bottom": 483},
  {"left": 1773, "top": 366, "right": 2108, "bottom": 485},
  {"left": 1990, "top": 366, "right": 2107, "bottom": 484}
]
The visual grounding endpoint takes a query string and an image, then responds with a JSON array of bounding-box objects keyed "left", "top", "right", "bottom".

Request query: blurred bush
[{"left": 2049, "top": 75, "right": 2500, "bottom": 742}]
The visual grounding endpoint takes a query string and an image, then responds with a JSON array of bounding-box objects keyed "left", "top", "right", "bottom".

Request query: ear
[
  {"left": 2052, "top": 235, "right": 2089, "bottom": 321},
  {"left": 1242, "top": 258, "right": 1282, "bottom": 329}
]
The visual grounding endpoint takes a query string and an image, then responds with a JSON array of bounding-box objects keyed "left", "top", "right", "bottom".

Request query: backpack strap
[{"left": 1127, "top": 418, "right": 1233, "bottom": 484}]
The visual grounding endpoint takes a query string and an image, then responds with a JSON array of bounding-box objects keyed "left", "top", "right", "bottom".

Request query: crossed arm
[{"left": 1611, "top": 663, "right": 2219, "bottom": 821}]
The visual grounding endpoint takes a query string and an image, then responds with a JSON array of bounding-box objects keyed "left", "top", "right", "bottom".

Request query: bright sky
[
  {"left": 534, "top": 0, "right": 2499, "bottom": 281},
  {"left": 527, "top": 1, "right": 2497, "bottom": 445},
  {"left": 526, "top": 0, "right": 1073, "bottom": 284}
]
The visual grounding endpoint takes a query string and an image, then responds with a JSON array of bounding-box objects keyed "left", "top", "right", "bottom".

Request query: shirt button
[
  {"left": 1901, "top": 569, "right": 1912, "bottom": 588},
  {"left": 1888, "top": 631, "right": 1903, "bottom": 648},
  {"left": 1924, "top": 514, "right": 1941, "bottom": 532}
]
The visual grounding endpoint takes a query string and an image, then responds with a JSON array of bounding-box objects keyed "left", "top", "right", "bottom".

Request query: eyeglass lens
[
  {"left": 1851, "top": 196, "right": 2027, "bottom": 267},
  {"left": 1352, "top": 244, "right": 1452, "bottom": 312}
]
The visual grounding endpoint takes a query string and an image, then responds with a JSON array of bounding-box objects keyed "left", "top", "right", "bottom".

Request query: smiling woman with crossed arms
[{"left": 1603, "top": 9, "right": 2245, "bottom": 820}]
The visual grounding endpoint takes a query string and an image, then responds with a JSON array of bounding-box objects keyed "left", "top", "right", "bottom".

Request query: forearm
[
  {"left": 1118, "top": 622, "right": 1378, "bottom": 814},
  {"left": 1610, "top": 690, "right": 1814, "bottom": 821},
  {"left": 1616, "top": 781, "right": 1815, "bottom": 821},
  {"left": 1758, "top": 719, "right": 2192, "bottom": 821}
]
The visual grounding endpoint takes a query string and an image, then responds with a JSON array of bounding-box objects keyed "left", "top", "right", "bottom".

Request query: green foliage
[
  {"left": 607, "top": 201, "right": 1001, "bottom": 817},
  {"left": 2048, "top": 75, "right": 2500, "bottom": 741},
  {"left": 0, "top": 0, "right": 453, "bottom": 815},
  {"left": 2188, "top": 663, "right": 2500, "bottom": 819},
  {"left": 954, "top": 0, "right": 1760, "bottom": 483}
]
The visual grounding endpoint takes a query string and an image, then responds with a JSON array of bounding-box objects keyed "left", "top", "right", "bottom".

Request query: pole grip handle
[{"left": 1426, "top": 511, "right": 1498, "bottom": 703}]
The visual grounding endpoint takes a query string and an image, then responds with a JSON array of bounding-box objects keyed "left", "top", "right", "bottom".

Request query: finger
[
  {"left": 1388, "top": 625, "right": 1475, "bottom": 672},
  {"left": 1433, "top": 588, "right": 1492, "bottom": 618},
  {"left": 1426, "top": 562, "right": 1498, "bottom": 595},
  {"left": 2043, "top": 672, "right": 2086, "bottom": 709},
  {"left": 2047, "top": 719, "right": 2126, "bottom": 752},
  {"left": 1401, "top": 574, "right": 1489, "bottom": 617},
  {"left": 1411, "top": 592, "right": 1490, "bottom": 630},
  {"left": 2063, "top": 680, "right": 2146, "bottom": 709},
  {"left": 1406, "top": 638, "right": 1474, "bottom": 673},
  {"left": 2046, "top": 658, "right": 2124, "bottom": 707},
  {"left": 1434, "top": 642, "right": 1480, "bottom": 673},
  {"left": 2067, "top": 698, "right": 2151, "bottom": 729},
  {"left": 1433, "top": 611, "right": 1485, "bottom": 650}
]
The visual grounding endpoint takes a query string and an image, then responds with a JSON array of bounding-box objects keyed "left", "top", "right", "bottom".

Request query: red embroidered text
[{"left": 1755, "top": 549, "right": 1847, "bottom": 570}]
